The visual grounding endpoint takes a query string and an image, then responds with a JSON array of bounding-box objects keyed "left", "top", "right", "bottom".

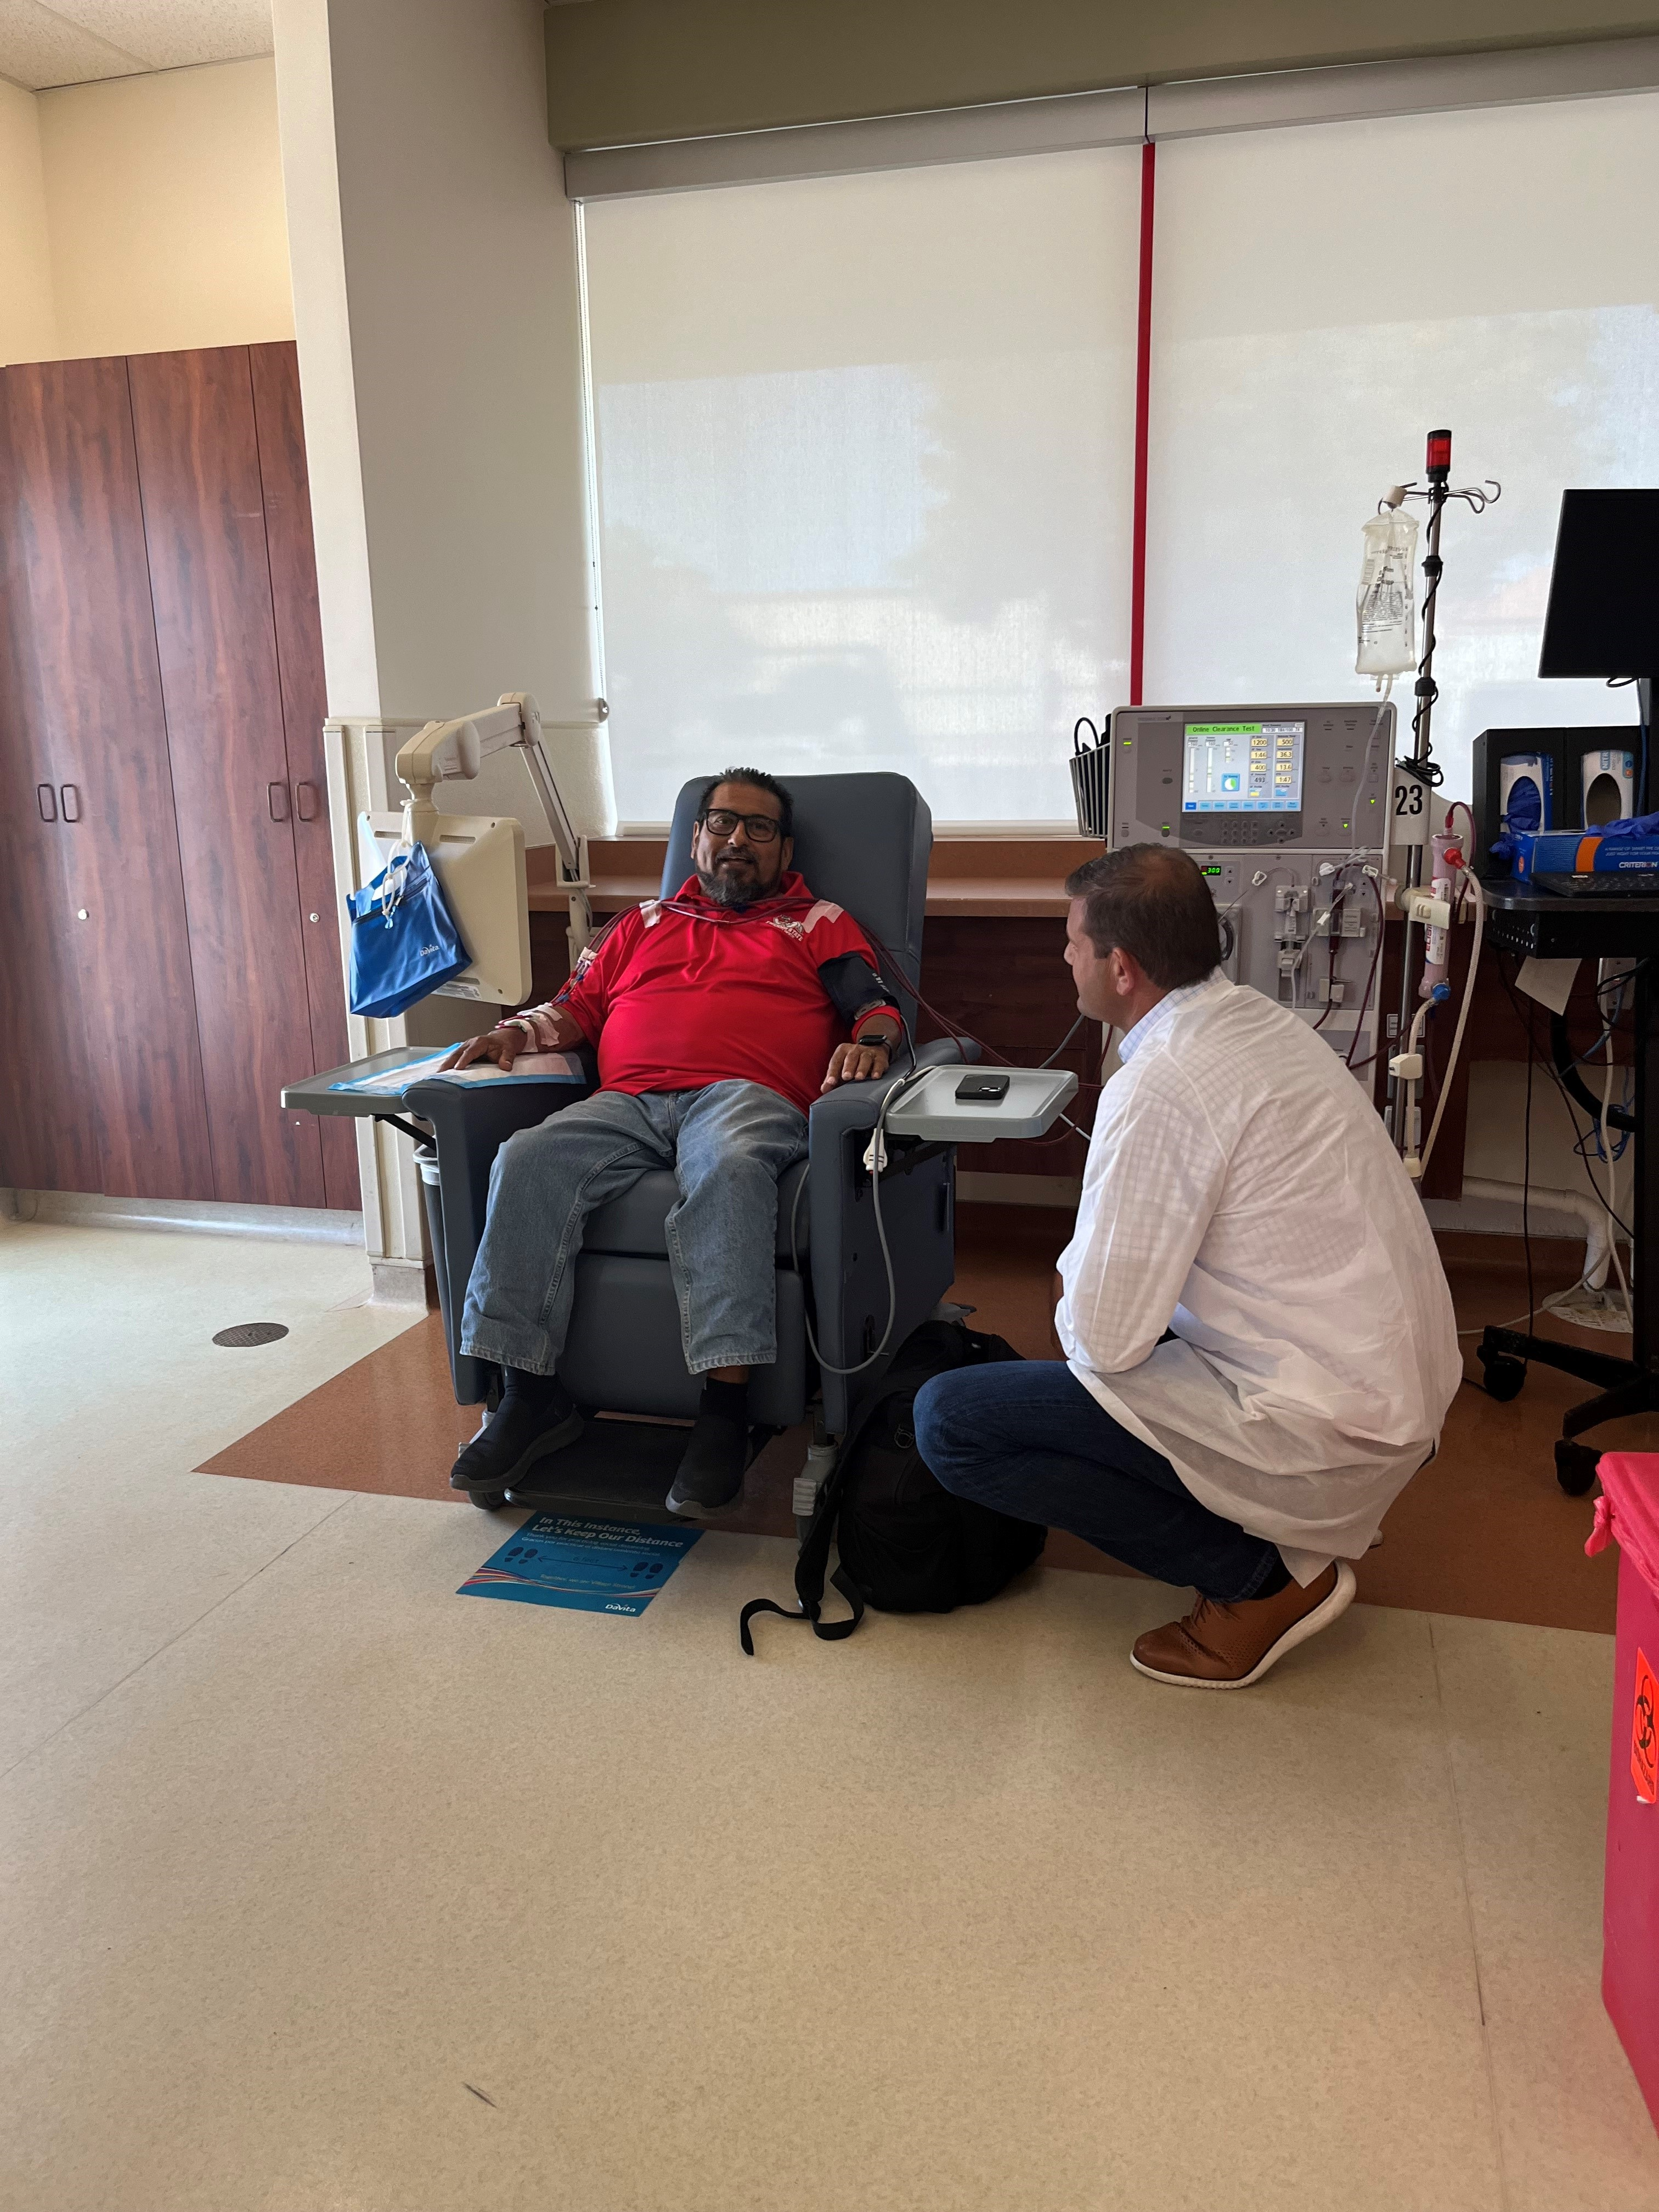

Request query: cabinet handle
[
  {"left": 37, "top": 783, "right": 58, "bottom": 822},
  {"left": 295, "top": 780, "right": 319, "bottom": 822},
  {"left": 268, "top": 782, "right": 290, "bottom": 822},
  {"left": 60, "top": 783, "right": 81, "bottom": 822}
]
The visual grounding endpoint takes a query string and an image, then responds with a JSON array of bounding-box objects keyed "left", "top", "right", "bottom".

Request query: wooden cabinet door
[
  {"left": 0, "top": 370, "right": 103, "bottom": 1195},
  {"left": 0, "top": 358, "right": 215, "bottom": 1201},
  {"left": 249, "top": 341, "right": 359, "bottom": 1211},
  {"left": 128, "top": 346, "right": 328, "bottom": 1210}
]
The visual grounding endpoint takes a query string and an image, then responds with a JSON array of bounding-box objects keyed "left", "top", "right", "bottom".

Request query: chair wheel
[
  {"left": 1477, "top": 1348, "right": 1526, "bottom": 1403},
  {"left": 469, "top": 1487, "right": 510, "bottom": 1511},
  {"left": 1555, "top": 1441, "right": 1601, "bottom": 1497}
]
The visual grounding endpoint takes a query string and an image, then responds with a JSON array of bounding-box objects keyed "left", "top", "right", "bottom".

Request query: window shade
[
  {"left": 1143, "top": 93, "right": 1659, "bottom": 802},
  {"left": 582, "top": 150, "right": 1141, "bottom": 826}
]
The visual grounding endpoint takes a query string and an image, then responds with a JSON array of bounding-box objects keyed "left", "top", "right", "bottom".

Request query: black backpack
[{"left": 740, "top": 1318, "right": 1047, "bottom": 1651}]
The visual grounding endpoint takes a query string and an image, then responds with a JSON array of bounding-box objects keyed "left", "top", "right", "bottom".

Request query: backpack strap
[
  {"left": 738, "top": 1455, "right": 864, "bottom": 1651},
  {"left": 737, "top": 1328, "right": 973, "bottom": 1654}
]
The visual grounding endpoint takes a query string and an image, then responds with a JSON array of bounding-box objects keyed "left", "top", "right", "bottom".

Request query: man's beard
[{"left": 697, "top": 859, "right": 764, "bottom": 908}]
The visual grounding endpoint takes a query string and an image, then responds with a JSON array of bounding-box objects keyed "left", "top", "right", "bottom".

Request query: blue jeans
[
  {"left": 913, "top": 1359, "right": 1287, "bottom": 1604},
  {"left": 459, "top": 1080, "right": 807, "bottom": 1380}
]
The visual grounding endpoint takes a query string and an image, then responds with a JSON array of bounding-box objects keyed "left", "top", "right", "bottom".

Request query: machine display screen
[{"left": 1182, "top": 721, "right": 1305, "bottom": 815}]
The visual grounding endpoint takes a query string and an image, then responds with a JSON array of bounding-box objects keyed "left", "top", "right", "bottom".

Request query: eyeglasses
[{"left": 698, "top": 808, "right": 784, "bottom": 844}]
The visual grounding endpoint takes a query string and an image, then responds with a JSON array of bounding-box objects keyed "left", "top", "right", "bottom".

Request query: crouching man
[
  {"left": 915, "top": 845, "right": 1459, "bottom": 1689},
  {"left": 445, "top": 770, "right": 900, "bottom": 1517}
]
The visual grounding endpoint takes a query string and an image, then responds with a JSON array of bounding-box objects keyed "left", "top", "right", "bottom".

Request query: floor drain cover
[{"left": 212, "top": 1322, "right": 290, "bottom": 1349}]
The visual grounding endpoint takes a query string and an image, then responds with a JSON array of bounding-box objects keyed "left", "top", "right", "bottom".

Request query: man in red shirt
[{"left": 443, "top": 771, "right": 901, "bottom": 1515}]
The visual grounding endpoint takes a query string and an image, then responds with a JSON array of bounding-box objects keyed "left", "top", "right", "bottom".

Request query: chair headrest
[{"left": 660, "top": 772, "right": 933, "bottom": 991}]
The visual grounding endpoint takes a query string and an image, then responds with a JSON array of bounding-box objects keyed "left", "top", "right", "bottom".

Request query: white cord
[
  {"left": 791, "top": 1060, "right": 933, "bottom": 1377},
  {"left": 1417, "top": 868, "right": 1486, "bottom": 1175}
]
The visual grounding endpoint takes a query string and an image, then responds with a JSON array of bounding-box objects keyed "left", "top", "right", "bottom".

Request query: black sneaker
[
  {"left": 450, "top": 1372, "right": 583, "bottom": 1495},
  {"left": 665, "top": 1382, "right": 751, "bottom": 1518}
]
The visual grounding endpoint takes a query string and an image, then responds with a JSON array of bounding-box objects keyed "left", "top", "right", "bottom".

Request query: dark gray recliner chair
[{"left": 405, "top": 770, "right": 973, "bottom": 1506}]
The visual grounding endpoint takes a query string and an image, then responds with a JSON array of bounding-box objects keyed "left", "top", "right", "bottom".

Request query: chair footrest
[{"left": 505, "top": 1417, "right": 693, "bottom": 1515}]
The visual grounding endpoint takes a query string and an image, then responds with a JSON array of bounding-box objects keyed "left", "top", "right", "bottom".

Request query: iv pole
[
  {"left": 1387, "top": 430, "right": 1452, "bottom": 1147},
  {"left": 1384, "top": 430, "right": 1499, "bottom": 1149}
]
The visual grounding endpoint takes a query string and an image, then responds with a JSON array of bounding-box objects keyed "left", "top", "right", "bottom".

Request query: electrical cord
[
  {"left": 1520, "top": 988, "right": 1536, "bottom": 1376},
  {"left": 790, "top": 1059, "right": 934, "bottom": 1378},
  {"left": 1497, "top": 956, "right": 1635, "bottom": 1242},
  {"left": 1036, "top": 1013, "right": 1087, "bottom": 1068},
  {"left": 1600, "top": 1006, "right": 1633, "bottom": 1316},
  {"left": 856, "top": 922, "right": 1102, "bottom": 1144}
]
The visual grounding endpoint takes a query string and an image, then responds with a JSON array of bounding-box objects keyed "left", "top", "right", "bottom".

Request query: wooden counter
[{"left": 527, "top": 835, "right": 1097, "bottom": 918}]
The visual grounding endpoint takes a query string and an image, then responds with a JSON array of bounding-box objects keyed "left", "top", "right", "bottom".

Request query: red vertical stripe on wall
[{"left": 1129, "top": 138, "right": 1156, "bottom": 707}]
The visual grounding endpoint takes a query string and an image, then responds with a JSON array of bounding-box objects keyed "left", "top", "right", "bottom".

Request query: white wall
[
  {"left": 0, "top": 59, "right": 292, "bottom": 367},
  {"left": 0, "top": 78, "right": 58, "bottom": 363},
  {"left": 37, "top": 58, "right": 293, "bottom": 362},
  {"left": 273, "top": 0, "right": 608, "bottom": 1279},
  {"left": 274, "top": 0, "right": 604, "bottom": 798}
]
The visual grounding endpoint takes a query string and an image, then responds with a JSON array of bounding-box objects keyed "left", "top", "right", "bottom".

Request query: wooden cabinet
[{"left": 0, "top": 342, "right": 357, "bottom": 1211}]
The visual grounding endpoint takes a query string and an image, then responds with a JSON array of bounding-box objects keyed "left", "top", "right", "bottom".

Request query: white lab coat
[{"left": 1056, "top": 973, "right": 1461, "bottom": 1583}]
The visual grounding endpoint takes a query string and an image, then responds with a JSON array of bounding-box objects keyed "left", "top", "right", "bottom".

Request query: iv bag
[{"left": 1356, "top": 506, "right": 1419, "bottom": 677}]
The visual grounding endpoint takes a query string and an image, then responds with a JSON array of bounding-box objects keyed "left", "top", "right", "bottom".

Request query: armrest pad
[
  {"left": 913, "top": 1036, "right": 981, "bottom": 1070},
  {"left": 806, "top": 1036, "right": 982, "bottom": 1141}
]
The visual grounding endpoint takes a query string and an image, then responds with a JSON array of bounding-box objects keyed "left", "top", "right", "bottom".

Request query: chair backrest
[{"left": 660, "top": 771, "right": 933, "bottom": 992}]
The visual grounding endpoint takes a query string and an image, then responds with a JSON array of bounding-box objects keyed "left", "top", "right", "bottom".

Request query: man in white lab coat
[{"left": 914, "top": 844, "right": 1460, "bottom": 1690}]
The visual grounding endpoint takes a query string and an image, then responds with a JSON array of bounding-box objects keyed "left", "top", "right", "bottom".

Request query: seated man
[
  {"left": 915, "top": 845, "right": 1460, "bottom": 1690},
  {"left": 444, "top": 769, "right": 901, "bottom": 1517}
]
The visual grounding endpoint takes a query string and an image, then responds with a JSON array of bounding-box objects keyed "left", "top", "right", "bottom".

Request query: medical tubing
[
  {"left": 1339, "top": 686, "right": 1394, "bottom": 869},
  {"left": 1417, "top": 867, "right": 1486, "bottom": 1176},
  {"left": 859, "top": 924, "right": 1087, "bottom": 1084},
  {"left": 1310, "top": 865, "right": 1367, "bottom": 1032},
  {"left": 1345, "top": 872, "right": 1386, "bottom": 1069}
]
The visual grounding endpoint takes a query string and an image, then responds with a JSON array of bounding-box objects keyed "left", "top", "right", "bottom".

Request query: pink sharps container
[{"left": 1588, "top": 1452, "right": 1659, "bottom": 2131}]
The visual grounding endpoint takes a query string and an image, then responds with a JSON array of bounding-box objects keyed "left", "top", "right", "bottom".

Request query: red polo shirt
[{"left": 557, "top": 873, "right": 898, "bottom": 1115}]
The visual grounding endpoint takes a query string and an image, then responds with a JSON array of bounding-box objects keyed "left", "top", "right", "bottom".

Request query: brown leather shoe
[{"left": 1130, "top": 1561, "right": 1357, "bottom": 1690}]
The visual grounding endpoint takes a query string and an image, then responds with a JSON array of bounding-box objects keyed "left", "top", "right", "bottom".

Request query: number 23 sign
[{"left": 1392, "top": 770, "right": 1431, "bottom": 848}]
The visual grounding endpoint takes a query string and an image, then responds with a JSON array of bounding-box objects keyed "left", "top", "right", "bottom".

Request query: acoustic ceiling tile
[
  {"left": 0, "top": 0, "right": 145, "bottom": 88},
  {"left": 49, "top": 0, "right": 272, "bottom": 71}
]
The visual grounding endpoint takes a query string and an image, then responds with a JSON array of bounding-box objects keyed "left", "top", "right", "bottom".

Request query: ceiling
[{"left": 0, "top": 0, "right": 273, "bottom": 91}]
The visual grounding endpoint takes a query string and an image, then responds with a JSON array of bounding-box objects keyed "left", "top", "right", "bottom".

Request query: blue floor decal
[{"left": 458, "top": 1514, "right": 702, "bottom": 1616}]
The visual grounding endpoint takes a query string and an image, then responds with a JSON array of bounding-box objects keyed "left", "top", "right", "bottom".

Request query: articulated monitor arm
[
  {"left": 393, "top": 692, "right": 601, "bottom": 883},
  {"left": 393, "top": 693, "right": 603, "bottom": 955}
]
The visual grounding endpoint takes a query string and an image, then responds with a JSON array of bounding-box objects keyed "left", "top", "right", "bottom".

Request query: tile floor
[{"left": 4, "top": 1215, "right": 1659, "bottom": 2210}]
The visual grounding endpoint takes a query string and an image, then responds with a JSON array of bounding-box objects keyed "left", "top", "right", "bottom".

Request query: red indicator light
[{"left": 1426, "top": 428, "right": 1452, "bottom": 477}]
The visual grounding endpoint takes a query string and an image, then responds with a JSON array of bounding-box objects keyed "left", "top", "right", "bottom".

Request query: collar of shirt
[{"left": 1115, "top": 972, "right": 1229, "bottom": 1065}]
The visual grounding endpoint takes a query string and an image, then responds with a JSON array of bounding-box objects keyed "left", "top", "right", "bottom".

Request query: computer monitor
[{"left": 1539, "top": 490, "right": 1659, "bottom": 678}]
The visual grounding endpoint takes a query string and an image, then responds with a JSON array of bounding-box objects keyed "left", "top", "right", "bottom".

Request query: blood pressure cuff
[{"left": 817, "top": 951, "right": 901, "bottom": 1027}]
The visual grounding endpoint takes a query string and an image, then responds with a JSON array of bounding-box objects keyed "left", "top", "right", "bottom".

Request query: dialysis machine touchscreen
[{"left": 1105, "top": 702, "right": 1396, "bottom": 1080}]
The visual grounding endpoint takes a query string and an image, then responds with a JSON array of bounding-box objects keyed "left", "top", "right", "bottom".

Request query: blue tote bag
[{"left": 346, "top": 843, "right": 470, "bottom": 1018}]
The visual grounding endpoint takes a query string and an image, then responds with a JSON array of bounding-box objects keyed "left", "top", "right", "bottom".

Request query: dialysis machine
[{"left": 1105, "top": 701, "right": 1397, "bottom": 1077}]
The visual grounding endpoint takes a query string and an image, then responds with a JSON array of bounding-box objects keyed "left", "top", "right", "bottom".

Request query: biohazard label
[{"left": 1632, "top": 1648, "right": 1657, "bottom": 1804}]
